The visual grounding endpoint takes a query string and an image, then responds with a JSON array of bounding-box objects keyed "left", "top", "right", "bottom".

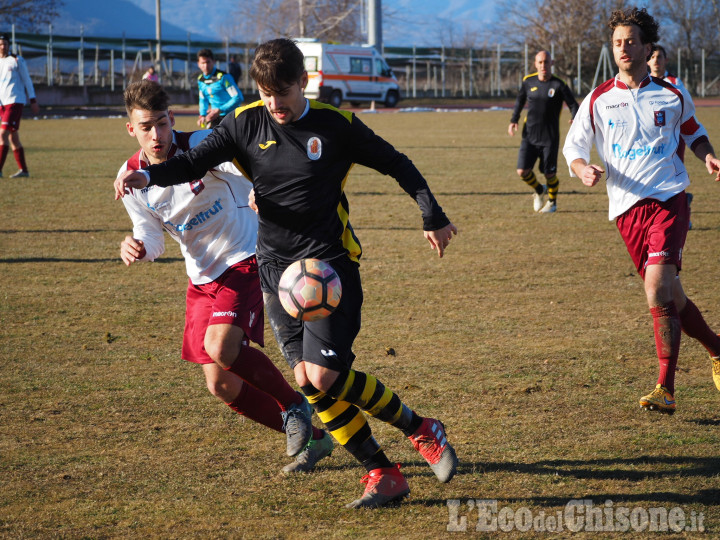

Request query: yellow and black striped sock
[
  {"left": 521, "top": 170, "right": 543, "bottom": 194},
  {"left": 546, "top": 175, "right": 559, "bottom": 202},
  {"left": 302, "top": 383, "right": 392, "bottom": 471},
  {"left": 326, "top": 370, "right": 422, "bottom": 437}
]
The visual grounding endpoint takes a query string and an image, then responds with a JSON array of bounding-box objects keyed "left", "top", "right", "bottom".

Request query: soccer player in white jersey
[
  {"left": 0, "top": 33, "right": 39, "bottom": 178},
  {"left": 563, "top": 7, "right": 720, "bottom": 414},
  {"left": 117, "top": 80, "right": 333, "bottom": 471}
]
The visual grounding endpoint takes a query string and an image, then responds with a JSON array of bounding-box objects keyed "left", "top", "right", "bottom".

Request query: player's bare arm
[
  {"left": 120, "top": 236, "right": 146, "bottom": 266},
  {"left": 114, "top": 170, "right": 150, "bottom": 200},
  {"left": 692, "top": 140, "right": 720, "bottom": 181},
  {"left": 570, "top": 158, "right": 605, "bottom": 187},
  {"left": 424, "top": 222, "right": 458, "bottom": 258}
]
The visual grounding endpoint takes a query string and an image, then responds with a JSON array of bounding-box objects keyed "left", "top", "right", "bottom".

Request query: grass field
[{"left": 2, "top": 104, "right": 720, "bottom": 539}]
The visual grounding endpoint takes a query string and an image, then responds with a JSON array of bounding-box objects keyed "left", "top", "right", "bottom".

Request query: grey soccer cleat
[
  {"left": 281, "top": 393, "right": 313, "bottom": 456},
  {"left": 408, "top": 417, "right": 458, "bottom": 483},
  {"left": 9, "top": 170, "right": 29, "bottom": 178},
  {"left": 282, "top": 430, "right": 333, "bottom": 474}
]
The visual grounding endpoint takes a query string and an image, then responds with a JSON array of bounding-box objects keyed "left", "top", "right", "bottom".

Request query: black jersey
[
  {"left": 144, "top": 100, "right": 449, "bottom": 266},
  {"left": 510, "top": 73, "right": 579, "bottom": 147}
]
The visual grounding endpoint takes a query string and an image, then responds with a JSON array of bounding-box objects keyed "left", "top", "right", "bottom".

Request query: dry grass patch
[{"left": 1, "top": 108, "right": 719, "bottom": 538}]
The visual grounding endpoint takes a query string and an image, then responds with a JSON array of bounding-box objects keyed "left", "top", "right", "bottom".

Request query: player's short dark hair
[
  {"left": 652, "top": 44, "right": 668, "bottom": 59},
  {"left": 250, "top": 38, "right": 305, "bottom": 93},
  {"left": 0, "top": 34, "right": 8, "bottom": 42},
  {"left": 197, "top": 48, "right": 214, "bottom": 61},
  {"left": 608, "top": 7, "right": 660, "bottom": 45},
  {"left": 124, "top": 80, "right": 170, "bottom": 117}
]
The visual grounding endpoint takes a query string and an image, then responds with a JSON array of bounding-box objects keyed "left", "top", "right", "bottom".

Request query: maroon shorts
[
  {"left": 616, "top": 192, "right": 689, "bottom": 280},
  {"left": 181, "top": 257, "right": 264, "bottom": 364},
  {"left": 0, "top": 103, "right": 23, "bottom": 132}
]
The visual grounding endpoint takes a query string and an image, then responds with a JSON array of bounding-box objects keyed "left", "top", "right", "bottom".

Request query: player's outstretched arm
[
  {"left": 424, "top": 222, "right": 458, "bottom": 259},
  {"left": 114, "top": 170, "right": 149, "bottom": 200}
]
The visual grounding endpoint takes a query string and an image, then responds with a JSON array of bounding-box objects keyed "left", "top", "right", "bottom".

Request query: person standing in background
[
  {"left": 509, "top": 50, "right": 579, "bottom": 213},
  {"left": 0, "top": 33, "right": 39, "bottom": 178},
  {"left": 197, "top": 49, "right": 243, "bottom": 129}
]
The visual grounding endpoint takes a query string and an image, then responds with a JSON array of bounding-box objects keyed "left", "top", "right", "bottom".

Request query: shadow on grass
[
  {"left": 1, "top": 229, "right": 127, "bottom": 234},
  {"left": 406, "top": 490, "right": 720, "bottom": 508},
  {"left": 473, "top": 455, "right": 720, "bottom": 481},
  {"left": 352, "top": 190, "right": 601, "bottom": 198},
  {"left": 689, "top": 418, "right": 720, "bottom": 426},
  {"left": 0, "top": 257, "right": 184, "bottom": 263},
  {"left": 396, "top": 456, "right": 720, "bottom": 507}
]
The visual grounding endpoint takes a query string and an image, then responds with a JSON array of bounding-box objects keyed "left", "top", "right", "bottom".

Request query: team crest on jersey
[
  {"left": 548, "top": 88, "right": 555, "bottom": 97},
  {"left": 307, "top": 137, "right": 322, "bottom": 160},
  {"left": 654, "top": 111, "right": 666, "bottom": 127},
  {"left": 190, "top": 179, "right": 205, "bottom": 195}
]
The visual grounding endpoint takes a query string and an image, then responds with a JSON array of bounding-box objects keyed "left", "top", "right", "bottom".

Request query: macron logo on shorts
[{"left": 213, "top": 311, "right": 237, "bottom": 318}]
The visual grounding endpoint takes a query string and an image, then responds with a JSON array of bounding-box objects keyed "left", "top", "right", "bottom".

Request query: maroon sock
[
  {"left": 0, "top": 145, "right": 8, "bottom": 170},
  {"left": 13, "top": 147, "right": 27, "bottom": 172},
  {"left": 679, "top": 298, "right": 720, "bottom": 357},
  {"left": 651, "top": 302, "right": 681, "bottom": 395},
  {"left": 224, "top": 344, "right": 302, "bottom": 411},
  {"left": 311, "top": 426, "right": 324, "bottom": 440},
  {"left": 226, "top": 382, "right": 284, "bottom": 433}
]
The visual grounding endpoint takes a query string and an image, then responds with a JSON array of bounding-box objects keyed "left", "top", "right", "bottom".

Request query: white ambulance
[{"left": 296, "top": 40, "right": 401, "bottom": 108}]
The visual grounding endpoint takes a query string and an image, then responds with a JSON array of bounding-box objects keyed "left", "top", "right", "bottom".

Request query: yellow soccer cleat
[
  {"left": 711, "top": 356, "right": 720, "bottom": 392},
  {"left": 639, "top": 384, "right": 676, "bottom": 415}
]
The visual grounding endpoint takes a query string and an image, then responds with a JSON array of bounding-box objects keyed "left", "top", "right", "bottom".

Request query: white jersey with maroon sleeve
[
  {"left": 0, "top": 55, "right": 36, "bottom": 105},
  {"left": 663, "top": 71, "right": 684, "bottom": 89},
  {"left": 118, "top": 129, "right": 257, "bottom": 284},
  {"left": 564, "top": 75, "right": 708, "bottom": 220}
]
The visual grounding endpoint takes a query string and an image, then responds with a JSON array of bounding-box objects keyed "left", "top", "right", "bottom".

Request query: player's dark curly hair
[
  {"left": 250, "top": 38, "right": 305, "bottom": 93},
  {"left": 608, "top": 7, "right": 660, "bottom": 45},
  {"left": 123, "top": 80, "right": 170, "bottom": 116}
]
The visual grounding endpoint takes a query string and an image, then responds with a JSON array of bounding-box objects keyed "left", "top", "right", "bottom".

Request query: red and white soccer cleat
[
  {"left": 409, "top": 417, "right": 458, "bottom": 483},
  {"left": 345, "top": 465, "right": 410, "bottom": 509}
]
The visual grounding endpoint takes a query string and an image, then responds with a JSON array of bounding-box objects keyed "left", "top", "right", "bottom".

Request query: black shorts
[
  {"left": 259, "top": 255, "right": 363, "bottom": 371},
  {"left": 517, "top": 138, "right": 559, "bottom": 176}
]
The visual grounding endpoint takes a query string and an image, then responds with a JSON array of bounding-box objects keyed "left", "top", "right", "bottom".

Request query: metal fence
[{"left": 9, "top": 26, "right": 720, "bottom": 101}]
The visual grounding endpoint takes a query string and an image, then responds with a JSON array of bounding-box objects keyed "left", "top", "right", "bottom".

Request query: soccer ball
[{"left": 278, "top": 259, "right": 342, "bottom": 321}]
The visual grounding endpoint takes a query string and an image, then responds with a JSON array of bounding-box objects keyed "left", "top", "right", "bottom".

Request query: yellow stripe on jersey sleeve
[
  {"left": 309, "top": 100, "right": 353, "bottom": 123},
  {"left": 234, "top": 100, "right": 265, "bottom": 117}
]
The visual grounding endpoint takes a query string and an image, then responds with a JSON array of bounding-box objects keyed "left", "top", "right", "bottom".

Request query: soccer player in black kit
[
  {"left": 509, "top": 50, "right": 579, "bottom": 213},
  {"left": 115, "top": 38, "right": 459, "bottom": 509}
]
